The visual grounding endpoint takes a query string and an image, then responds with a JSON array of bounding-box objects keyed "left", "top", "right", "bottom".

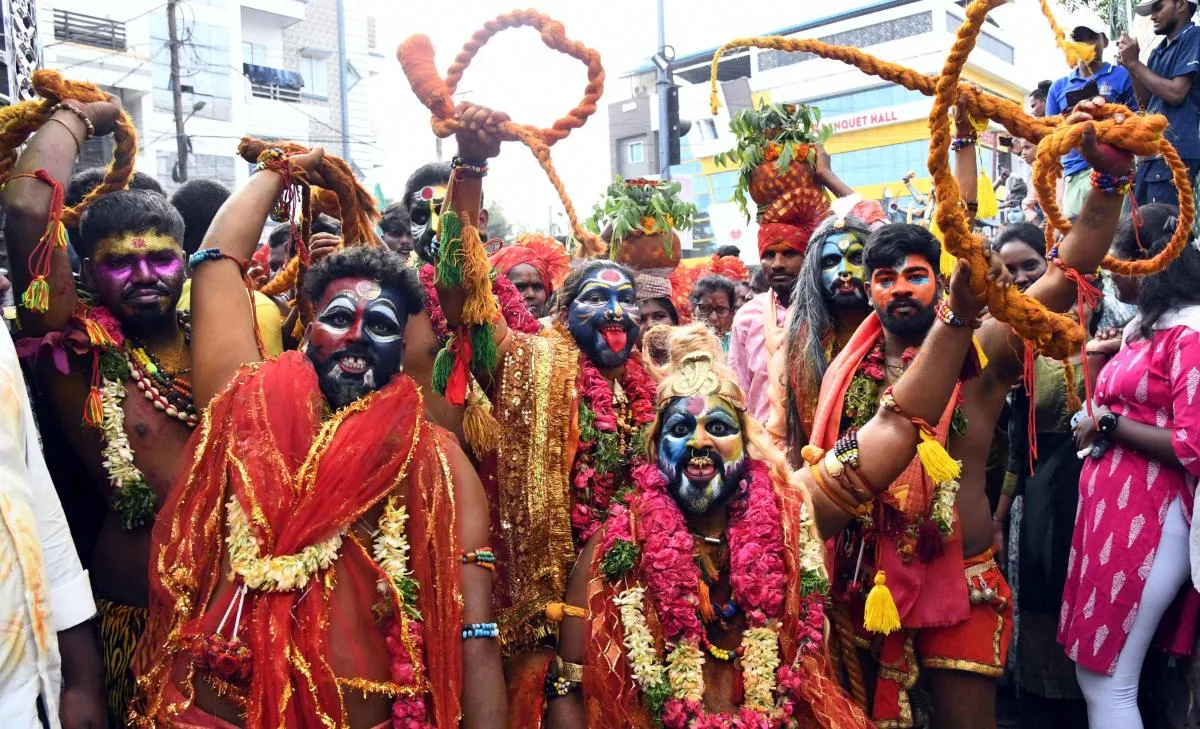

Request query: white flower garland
[
  {"left": 930, "top": 479, "right": 960, "bottom": 536},
  {"left": 99, "top": 377, "right": 143, "bottom": 494},
  {"left": 226, "top": 498, "right": 343, "bottom": 592},
  {"left": 614, "top": 586, "right": 785, "bottom": 717},
  {"left": 373, "top": 496, "right": 412, "bottom": 591}
]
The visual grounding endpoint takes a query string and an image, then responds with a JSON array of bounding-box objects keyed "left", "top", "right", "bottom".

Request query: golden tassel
[
  {"left": 697, "top": 579, "right": 716, "bottom": 624},
  {"left": 863, "top": 571, "right": 901, "bottom": 634},
  {"left": 975, "top": 170, "right": 999, "bottom": 219},
  {"left": 459, "top": 222, "right": 500, "bottom": 326},
  {"left": 916, "top": 428, "right": 962, "bottom": 485},
  {"left": 463, "top": 385, "right": 500, "bottom": 456}
]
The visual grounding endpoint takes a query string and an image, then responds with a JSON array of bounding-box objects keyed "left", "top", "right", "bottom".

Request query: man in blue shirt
[
  {"left": 1046, "top": 11, "right": 1137, "bottom": 217},
  {"left": 1120, "top": 0, "right": 1200, "bottom": 207}
]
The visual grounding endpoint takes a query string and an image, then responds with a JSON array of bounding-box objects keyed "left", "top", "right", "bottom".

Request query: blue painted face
[
  {"left": 657, "top": 395, "right": 746, "bottom": 515},
  {"left": 818, "top": 232, "right": 867, "bottom": 308},
  {"left": 566, "top": 267, "right": 641, "bottom": 369}
]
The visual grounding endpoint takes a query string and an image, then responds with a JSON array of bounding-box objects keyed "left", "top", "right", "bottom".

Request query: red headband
[{"left": 757, "top": 222, "right": 812, "bottom": 257}]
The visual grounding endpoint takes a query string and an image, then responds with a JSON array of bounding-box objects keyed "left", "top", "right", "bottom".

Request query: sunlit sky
[{"left": 367, "top": 0, "right": 1143, "bottom": 230}]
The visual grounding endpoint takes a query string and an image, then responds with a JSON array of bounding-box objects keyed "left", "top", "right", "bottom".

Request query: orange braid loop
[
  {"left": 397, "top": 11, "right": 606, "bottom": 256},
  {"left": 710, "top": 0, "right": 1193, "bottom": 361},
  {"left": 0, "top": 70, "right": 137, "bottom": 227}
]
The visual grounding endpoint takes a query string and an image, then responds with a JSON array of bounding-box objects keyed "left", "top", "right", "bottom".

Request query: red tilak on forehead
[
  {"left": 131, "top": 237, "right": 147, "bottom": 249},
  {"left": 685, "top": 395, "right": 706, "bottom": 415},
  {"left": 420, "top": 186, "right": 434, "bottom": 201},
  {"left": 598, "top": 269, "right": 624, "bottom": 284}
]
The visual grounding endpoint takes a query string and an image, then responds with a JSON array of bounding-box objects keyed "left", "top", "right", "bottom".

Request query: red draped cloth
[{"left": 133, "top": 352, "right": 464, "bottom": 728}]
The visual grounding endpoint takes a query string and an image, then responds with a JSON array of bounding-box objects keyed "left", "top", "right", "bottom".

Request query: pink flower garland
[
  {"left": 569, "top": 351, "right": 656, "bottom": 544},
  {"left": 418, "top": 264, "right": 540, "bottom": 339},
  {"left": 384, "top": 617, "right": 433, "bottom": 729},
  {"left": 726, "top": 461, "right": 785, "bottom": 626}
]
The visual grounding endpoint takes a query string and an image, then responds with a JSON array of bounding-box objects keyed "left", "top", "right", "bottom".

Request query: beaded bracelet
[
  {"left": 950, "top": 135, "right": 977, "bottom": 152},
  {"left": 833, "top": 428, "right": 861, "bottom": 469},
  {"left": 254, "top": 147, "right": 286, "bottom": 172},
  {"left": 51, "top": 102, "right": 95, "bottom": 140},
  {"left": 544, "top": 674, "right": 581, "bottom": 699},
  {"left": 462, "top": 547, "right": 497, "bottom": 572},
  {"left": 461, "top": 622, "right": 498, "bottom": 640},
  {"left": 189, "top": 247, "right": 246, "bottom": 270},
  {"left": 935, "top": 299, "right": 980, "bottom": 329},
  {"left": 880, "top": 387, "right": 941, "bottom": 442},
  {"left": 451, "top": 155, "right": 488, "bottom": 178},
  {"left": 1090, "top": 169, "right": 1134, "bottom": 196}
]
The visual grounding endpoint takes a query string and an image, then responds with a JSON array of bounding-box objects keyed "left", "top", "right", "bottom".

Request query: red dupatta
[{"left": 134, "top": 352, "right": 463, "bottom": 727}]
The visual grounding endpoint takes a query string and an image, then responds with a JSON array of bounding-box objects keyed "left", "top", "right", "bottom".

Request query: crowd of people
[{"left": 5, "top": 0, "right": 1200, "bottom": 728}]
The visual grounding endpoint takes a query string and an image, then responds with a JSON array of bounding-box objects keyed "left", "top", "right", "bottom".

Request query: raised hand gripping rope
[
  {"left": 0, "top": 70, "right": 138, "bottom": 312},
  {"left": 398, "top": 10, "right": 607, "bottom": 403},
  {"left": 708, "top": 0, "right": 1193, "bottom": 362}
]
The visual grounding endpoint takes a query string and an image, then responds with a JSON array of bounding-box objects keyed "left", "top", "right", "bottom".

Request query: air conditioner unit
[{"left": 632, "top": 84, "right": 648, "bottom": 96}]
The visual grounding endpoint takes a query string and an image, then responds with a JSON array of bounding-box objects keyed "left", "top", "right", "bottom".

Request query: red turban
[
  {"left": 488, "top": 234, "right": 570, "bottom": 292},
  {"left": 757, "top": 222, "right": 812, "bottom": 257}
]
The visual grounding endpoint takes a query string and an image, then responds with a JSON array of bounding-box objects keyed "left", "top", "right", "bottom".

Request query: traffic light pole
[{"left": 656, "top": 0, "right": 671, "bottom": 180}]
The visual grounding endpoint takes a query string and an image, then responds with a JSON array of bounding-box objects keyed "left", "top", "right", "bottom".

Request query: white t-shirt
[{"left": 0, "top": 323, "right": 95, "bottom": 728}]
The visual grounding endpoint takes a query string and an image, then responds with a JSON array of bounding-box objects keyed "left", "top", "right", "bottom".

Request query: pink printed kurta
[
  {"left": 728, "top": 291, "right": 788, "bottom": 426},
  {"left": 1058, "top": 313, "right": 1200, "bottom": 675}
]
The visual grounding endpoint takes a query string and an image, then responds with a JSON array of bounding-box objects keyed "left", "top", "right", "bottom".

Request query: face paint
[
  {"left": 871, "top": 254, "right": 939, "bottom": 338},
  {"left": 90, "top": 231, "right": 185, "bottom": 327},
  {"left": 408, "top": 184, "right": 447, "bottom": 264},
  {"left": 566, "top": 267, "right": 641, "bottom": 369},
  {"left": 818, "top": 232, "right": 867, "bottom": 309},
  {"left": 657, "top": 395, "right": 746, "bottom": 515},
  {"left": 304, "top": 276, "right": 409, "bottom": 409}
]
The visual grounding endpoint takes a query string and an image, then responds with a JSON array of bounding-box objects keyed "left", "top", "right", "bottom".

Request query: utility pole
[
  {"left": 655, "top": 0, "right": 671, "bottom": 180},
  {"left": 167, "top": 0, "right": 188, "bottom": 182},
  {"left": 336, "top": 0, "right": 351, "bottom": 163}
]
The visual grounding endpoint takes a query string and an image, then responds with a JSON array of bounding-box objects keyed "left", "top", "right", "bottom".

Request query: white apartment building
[{"left": 38, "top": 0, "right": 383, "bottom": 194}]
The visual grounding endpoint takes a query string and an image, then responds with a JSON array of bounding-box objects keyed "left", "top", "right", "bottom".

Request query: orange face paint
[{"left": 870, "top": 254, "right": 937, "bottom": 313}]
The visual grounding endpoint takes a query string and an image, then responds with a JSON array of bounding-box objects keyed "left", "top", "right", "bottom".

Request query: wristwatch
[{"left": 1098, "top": 412, "right": 1120, "bottom": 435}]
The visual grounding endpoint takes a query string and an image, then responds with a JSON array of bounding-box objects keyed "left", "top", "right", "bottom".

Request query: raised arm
[
  {"left": 809, "top": 254, "right": 1008, "bottom": 537},
  {"left": 189, "top": 148, "right": 324, "bottom": 408},
  {"left": 2, "top": 98, "right": 122, "bottom": 335},
  {"left": 813, "top": 144, "right": 854, "bottom": 198},
  {"left": 1120, "top": 33, "right": 1194, "bottom": 108},
  {"left": 976, "top": 99, "right": 1129, "bottom": 386},
  {"left": 433, "top": 105, "right": 515, "bottom": 379}
]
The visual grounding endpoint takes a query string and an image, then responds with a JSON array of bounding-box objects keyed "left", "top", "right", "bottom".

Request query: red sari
[{"left": 133, "top": 352, "right": 464, "bottom": 728}]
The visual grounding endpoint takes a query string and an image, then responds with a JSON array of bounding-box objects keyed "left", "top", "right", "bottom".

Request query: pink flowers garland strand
[
  {"left": 569, "top": 351, "right": 656, "bottom": 543},
  {"left": 384, "top": 617, "right": 434, "bottom": 729},
  {"left": 726, "top": 461, "right": 786, "bottom": 626}
]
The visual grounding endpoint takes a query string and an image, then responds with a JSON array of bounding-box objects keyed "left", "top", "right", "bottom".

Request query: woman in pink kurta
[{"left": 1059, "top": 204, "right": 1200, "bottom": 728}]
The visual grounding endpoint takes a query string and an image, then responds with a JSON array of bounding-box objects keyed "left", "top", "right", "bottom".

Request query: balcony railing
[
  {"left": 53, "top": 9, "right": 126, "bottom": 51},
  {"left": 250, "top": 84, "right": 302, "bottom": 103}
]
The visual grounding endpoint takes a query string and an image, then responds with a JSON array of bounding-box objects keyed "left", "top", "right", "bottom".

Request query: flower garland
[
  {"left": 568, "top": 338, "right": 657, "bottom": 544},
  {"left": 99, "top": 377, "right": 158, "bottom": 530},
  {"left": 226, "top": 498, "right": 343, "bottom": 592},
  {"left": 373, "top": 495, "right": 433, "bottom": 729},
  {"left": 841, "top": 334, "right": 964, "bottom": 540},
  {"left": 603, "top": 460, "right": 825, "bottom": 727}
]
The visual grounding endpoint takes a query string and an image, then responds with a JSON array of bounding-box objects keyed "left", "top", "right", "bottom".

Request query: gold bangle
[
  {"left": 811, "top": 464, "right": 858, "bottom": 517},
  {"left": 551, "top": 655, "right": 585, "bottom": 684}
]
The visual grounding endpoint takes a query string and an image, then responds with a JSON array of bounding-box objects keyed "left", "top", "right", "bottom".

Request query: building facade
[
  {"left": 38, "top": 0, "right": 382, "bottom": 195},
  {"left": 608, "top": 0, "right": 1032, "bottom": 254}
]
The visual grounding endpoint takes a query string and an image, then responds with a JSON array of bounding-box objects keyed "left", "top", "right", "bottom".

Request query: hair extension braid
[
  {"left": 0, "top": 70, "right": 138, "bottom": 226},
  {"left": 397, "top": 11, "right": 606, "bottom": 257}
]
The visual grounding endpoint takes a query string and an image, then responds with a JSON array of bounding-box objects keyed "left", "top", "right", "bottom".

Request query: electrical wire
[{"left": 42, "top": 3, "right": 169, "bottom": 51}]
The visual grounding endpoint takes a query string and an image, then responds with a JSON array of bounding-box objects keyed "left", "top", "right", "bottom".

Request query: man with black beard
[
  {"left": 812, "top": 109, "right": 1130, "bottom": 727},
  {"left": 781, "top": 205, "right": 879, "bottom": 460}
]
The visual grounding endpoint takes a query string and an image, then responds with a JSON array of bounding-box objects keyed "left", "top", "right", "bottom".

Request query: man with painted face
[
  {"left": 547, "top": 273, "right": 999, "bottom": 727},
  {"left": 133, "top": 147, "right": 506, "bottom": 728},
  {"left": 781, "top": 198, "right": 883, "bottom": 459},
  {"left": 1, "top": 96, "right": 202, "bottom": 725},
  {"left": 424, "top": 104, "right": 663, "bottom": 724},
  {"left": 810, "top": 101, "right": 1135, "bottom": 729}
]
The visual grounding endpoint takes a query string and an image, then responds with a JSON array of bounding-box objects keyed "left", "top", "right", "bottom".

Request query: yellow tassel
[
  {"left": 697, "top": 579, "right": 716, "bottom": 623},
  {"left": 975, "top": 171, "right": 999, "bottom": 220},
  {"left": 458, "top": 223, "right": 500, "bottom": 326},
  {"left": 916, "top": 430, "right": 962, "bottom": 485},
  {"left": 1061, "top": 38, "right": 1096, "bottom": 68},
  {"left": 52, "top": 220, "right": 68, "bottom": 249},
  {"left": 863, "top": 571, "right": 901, "bottom": 635},
  {"left": 21, "top": 277, "right": 49, "bottom": 313},
  {"left": 545, "top": 601, "right": 588, "bottom": 622},
  {"left": 972, "top": 336, "right": 989, "bottom": 371},
  {"left": 463, "top": 396, "right": 500, "bottom": 455}
]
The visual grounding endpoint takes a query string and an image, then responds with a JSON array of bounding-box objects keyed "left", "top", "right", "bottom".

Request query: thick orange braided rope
[
  {"left": 0, "top": 70, "right": 137, "bottom": 227},
  {"left": 1036, "top": 0, "right": 1097, "bottom": 67},
  {"left": 237, "top": 138, "right": 379, "bottom": 297},
  {"left": 397, "top": 10, "right": 606, "bottom": 256}
]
